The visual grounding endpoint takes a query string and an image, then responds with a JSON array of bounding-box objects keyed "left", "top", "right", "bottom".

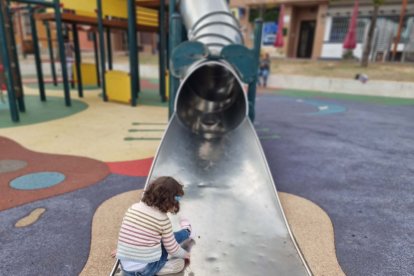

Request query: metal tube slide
[{"left": 179, "top": 0, "right": 243, "bottom": 55}]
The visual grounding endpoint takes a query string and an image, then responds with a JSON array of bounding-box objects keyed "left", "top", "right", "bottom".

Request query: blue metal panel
[
  {"left": 170, "top": 41, "right": 207, "bottom": 78},
  {"left": 221, "top": 44, "right": 257, "bottom": 84}
]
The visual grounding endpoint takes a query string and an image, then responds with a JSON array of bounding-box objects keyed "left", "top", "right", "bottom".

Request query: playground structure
[
  {"left": 0, "top": 0, "right": 166, "bottom": 122},
  {"left": 1, "top": 0, "right": 261, "bottom": 123},
  {"left": 111, "top": 0, "right": 311, "bottom": 275}
]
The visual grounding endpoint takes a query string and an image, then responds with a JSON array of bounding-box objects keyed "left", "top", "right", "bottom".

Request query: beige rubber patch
[
  {"left": 279, "top": 192, "right": 345, "bottom": 276},
  {"left": 15, "top": 208, "right": 46, "bottom": 228},
  {"left": 82, "top": 191, "right": 344, "bottom": 275},
  {"left": 0, "top": 87, "right": 166, "bottom": 162},
  {"left": 80, "top": 189, "right": 143, "bottom": 276}
]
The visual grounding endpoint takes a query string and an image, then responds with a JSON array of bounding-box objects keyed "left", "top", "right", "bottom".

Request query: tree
[{"left": 360, "top": 0, "right": 385, "bottom": 67}]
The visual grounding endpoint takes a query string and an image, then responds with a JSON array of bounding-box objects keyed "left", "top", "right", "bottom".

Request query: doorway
[{"left": 297, "top": 20, "right": 316, "bottom": 58}]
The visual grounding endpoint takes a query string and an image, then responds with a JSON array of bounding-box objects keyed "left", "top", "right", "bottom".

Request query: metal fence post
[
  {"left": 128, "top": 0, "right": 139, "bottom": 106},
  {"left": 55, "top": 0, "right": 71, "bottom": 106},
  {"left": 29, "top": 5, "right": 46, "bottom": 101},
  {"left": 72, "top": 23, "right": 83, "bottom": 97},
  {"left": 247, "top": 18, "right": 263, "bottom": 122}
]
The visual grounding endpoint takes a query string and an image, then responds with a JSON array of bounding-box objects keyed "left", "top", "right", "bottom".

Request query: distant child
[
  {"left": 64, "top": 35, "right": 74, "bottom": 84},
  {"left": 115, "top": 176, "right": 193, "bottom": 276},
  {"left": 259, "top": 53, "right": 271, "bottom": 87},
  {"left": 0, "top": 86, "right": 5, "bottom": 103}
]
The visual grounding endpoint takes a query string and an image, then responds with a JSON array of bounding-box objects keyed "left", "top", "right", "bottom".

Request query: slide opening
[{"left": 176, "top": 62, "right": 247, "bottom": 139}]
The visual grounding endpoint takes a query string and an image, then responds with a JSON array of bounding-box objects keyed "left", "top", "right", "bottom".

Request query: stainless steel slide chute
[{"left": 144, "top": 59, "right": 311, "bottom": 275}]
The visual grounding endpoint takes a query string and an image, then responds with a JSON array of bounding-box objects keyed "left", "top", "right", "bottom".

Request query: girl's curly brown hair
[{"left": 142, "top": 176, "right": 184, "bottom": 214}]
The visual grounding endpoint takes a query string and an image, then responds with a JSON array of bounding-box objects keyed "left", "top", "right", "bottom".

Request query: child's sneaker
[
  {"left": 180, "top": 218, "right": 196, "bottom": 240},
  {"left": 156, "top": 258, "right": 185, "bottom": 275}
]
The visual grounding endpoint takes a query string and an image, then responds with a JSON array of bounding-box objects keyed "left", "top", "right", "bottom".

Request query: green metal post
[
  {"left": 29, "top": 6, "right": 46, "bottom": 101},
  {"left": 247, "top": 18, "right": 262, "bottom": 122},
  {"left": 168, "top": 0, "right": 175, "bottom": 67},
  {"left": 92, "top": 32, "right": 101, "bottom": 86},
  {"left": 55, "top": 0, "right": 71, "bottom": 106},
  {"left": 127, "top": 0, "right": 138, "bottom": 106},
  {"left": 168, "top": 13, "right": 182, "bottom": 118},
  {"left": 97, "top": 0, "right": 107, "bottom": 101},
  {"left": 168, "top": 0, "right": 176, "bottom": 117},
  {"left": 106, "top": 28, "right": 113, "bottom": 70},
  {"left": 72, "top": 23, "right": 83, "bottom": 97},
  {"left": 158, "top": 0, "right": 166, "bottom": 102},
  {"left": 45, "top": 21, "right": 57, "bottom": 86},
  {"left": 0, "top": 0, "right": 19, "bottom": 121},
  {"left": 7, "top": 4, "right": 25, "bottom": 112}
]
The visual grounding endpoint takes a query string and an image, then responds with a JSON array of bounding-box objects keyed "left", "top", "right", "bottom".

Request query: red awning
[
  {"left": 343, "top": 0, "right": 359, "bottom": 49},
  {"left": 274, "top": 4, "right": 285, "bottom": 48}
]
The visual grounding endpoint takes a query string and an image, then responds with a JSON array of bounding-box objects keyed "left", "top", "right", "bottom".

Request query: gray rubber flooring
[
  {"left": 256, "top": 94, "right": 414, "bottom": 276},
  {"left": 1, "top": 93, "right": 413, "bottom": 275},
  {"left": 0, "top": 174, "right": 145, "bottom": 276}
]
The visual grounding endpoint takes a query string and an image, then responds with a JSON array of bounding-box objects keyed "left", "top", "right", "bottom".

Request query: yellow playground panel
[
  {"left": 60, "top": 0, "right": 158, "bottom": 27},
  {"left": 106, "top": 71, "right": 131, "bottom": 104},
  {"left": 73, "top": 63, "right": 98, "bottom": 86}
]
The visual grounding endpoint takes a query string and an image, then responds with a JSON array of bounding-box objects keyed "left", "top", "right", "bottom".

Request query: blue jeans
[
  {"left": 121, "top": 229, "right": 189, "bottom": 276},
  {"left": 261, "top": 69, "right": 269, "bottom": 87}
]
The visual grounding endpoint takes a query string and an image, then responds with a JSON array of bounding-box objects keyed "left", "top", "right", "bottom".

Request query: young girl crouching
[{"left": 116, "top": 177, "right": 193, "bottom": 276}]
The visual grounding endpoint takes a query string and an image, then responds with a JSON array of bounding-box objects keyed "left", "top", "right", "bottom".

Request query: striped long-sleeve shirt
[{"left": 116, "top": 201, "right": 187, "bottom": 264}]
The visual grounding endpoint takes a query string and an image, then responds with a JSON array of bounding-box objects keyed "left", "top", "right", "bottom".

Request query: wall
[
  {"left": 312, "top": 4, "right": 327, "bottom": 59},
  {"left": 79, "top": 31, "right": 93, "bottom": 51},
  {"left": 321, "top": 43, "right": 364, "bottom": 59},
  {"left": 268, "top": 74, "right": 414, "bottom": 99}
]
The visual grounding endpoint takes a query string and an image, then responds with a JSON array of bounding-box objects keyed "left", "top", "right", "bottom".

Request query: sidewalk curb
[{"left": 268, "top": 75, "right": 414, "bottom": 99}]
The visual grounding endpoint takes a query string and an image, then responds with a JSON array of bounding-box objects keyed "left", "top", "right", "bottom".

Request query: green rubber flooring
[
  {"left": 272, "top": 89, "right": 414, "bottom": 106},
  {"left": 0, "top": 95, "right": 88, "bottom": 128}
]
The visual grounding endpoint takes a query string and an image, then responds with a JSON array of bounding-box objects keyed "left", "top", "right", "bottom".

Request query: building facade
[
  {"left": 322, "top": 0, "right": 414, "bottom": 61},
  {"left": 231, "top": 0, "right": 414, "bottom": 60},
  {"left": 231, "top": 0, "right": 329, "bottom": 59}
]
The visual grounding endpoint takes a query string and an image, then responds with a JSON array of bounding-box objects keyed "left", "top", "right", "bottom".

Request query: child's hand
[
  {"left": 184, "top": 252, "right": 191, "bottom": 259},
  {"left": 110, "top": 249, "right": 117, "bottom": 258}
]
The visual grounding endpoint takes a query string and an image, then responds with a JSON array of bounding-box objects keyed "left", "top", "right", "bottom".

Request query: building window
[
  {"left": 329, "top": 17, "right": 368, "bottom": 43},
  {"left": 402, "top": 16, "right": 414, "bottom": 43},
  {"left": 87, "top": 32, "right": 94, "bottom": 41}
]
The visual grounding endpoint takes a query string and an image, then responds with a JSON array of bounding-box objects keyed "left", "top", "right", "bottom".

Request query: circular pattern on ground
[
  {"left": 0, "top": 160, "right": 28, "bottom": 174},
  {"left": 10, "top": 172, "right": 66, "bottom": 190}
]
